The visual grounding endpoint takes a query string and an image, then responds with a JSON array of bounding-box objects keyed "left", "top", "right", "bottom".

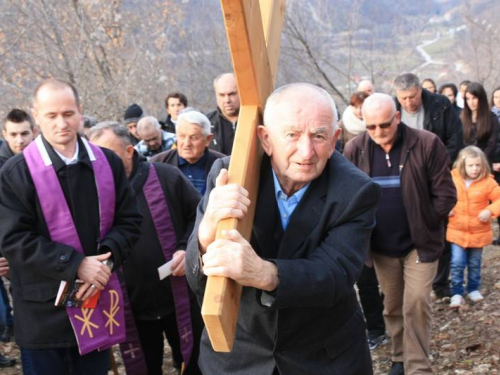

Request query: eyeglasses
[{"left": 365, "top": 116, "right": 396, "bottom": 131}]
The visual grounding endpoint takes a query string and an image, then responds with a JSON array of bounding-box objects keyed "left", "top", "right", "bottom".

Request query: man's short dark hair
[
  {"left": 32, "top": 79, "right": 80, "bottom": 108},
  {"left": 165, "top": 92, "right": 188, "bottom": 108},
  {"left": 438, "top": 83, "right": 458, "bottom": 97},
  {"left": 460, "top": 80, "right": 471, "bottom": 88},
  {"left": 394, "top": 73, "right": 420, "bottom": 91},
  {"left": 3, "top": 108, "right": 34, "bottom": 131}
]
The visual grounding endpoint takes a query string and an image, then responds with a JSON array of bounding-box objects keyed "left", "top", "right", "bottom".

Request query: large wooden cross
[{"left": 201, "top": 0, "right": 286, "bottom": 352}]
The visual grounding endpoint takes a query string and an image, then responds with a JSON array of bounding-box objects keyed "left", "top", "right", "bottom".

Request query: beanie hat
[{"left": 124, "top": 104, "right": 144, "bottom": 124}]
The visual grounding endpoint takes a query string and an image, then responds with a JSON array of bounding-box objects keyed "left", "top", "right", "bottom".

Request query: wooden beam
[
  {"left": 221, "top": 0, "right": 272, "bottom": 107},
  {"left": 201, "top": 0, "right": 286, "bottom": 352},
  {"left": 201, "top": 105, "right": 260, "bottom": 352},
  {"left": 259, "top": 0, "right": 286, "bottom": 85}
]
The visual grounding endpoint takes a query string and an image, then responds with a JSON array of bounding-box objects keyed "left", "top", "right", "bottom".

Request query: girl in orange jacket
[{"left": 447, "top": 146, "right": 500, "bottom": 308}]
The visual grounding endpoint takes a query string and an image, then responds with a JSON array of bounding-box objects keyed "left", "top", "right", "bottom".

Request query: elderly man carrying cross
[{"left": 186, "top": 83, "right": 381, "bottom": 375}]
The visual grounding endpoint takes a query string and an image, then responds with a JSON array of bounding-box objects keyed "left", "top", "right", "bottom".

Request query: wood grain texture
[{"left": 202, "top": 0, "right": 286, "bottom": 352}]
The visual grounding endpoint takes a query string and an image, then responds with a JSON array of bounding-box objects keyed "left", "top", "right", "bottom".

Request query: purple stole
[
  {"left": 140, "top": 164, "right": 194, "bottom": 368},
  {"left": 24, "top": 136, "right": 126, "bottom": 355}
]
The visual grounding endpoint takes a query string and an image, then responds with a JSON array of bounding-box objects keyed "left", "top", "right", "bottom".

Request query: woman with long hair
[{"left": 460, "top": 82, "right": 499, "bottom": 163}]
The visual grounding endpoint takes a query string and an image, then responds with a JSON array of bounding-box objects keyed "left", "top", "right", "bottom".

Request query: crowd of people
[{"left": 0, "top": 71, "right": 498, "bottom": 375}]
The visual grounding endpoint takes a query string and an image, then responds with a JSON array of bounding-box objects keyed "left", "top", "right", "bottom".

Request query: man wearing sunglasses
[{"left": 344, "top": 93, "right": 456, "bottom": 375}]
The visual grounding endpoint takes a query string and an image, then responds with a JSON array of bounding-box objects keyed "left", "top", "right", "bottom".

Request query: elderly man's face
[
  {"left": 364, "top": 106, "right": 400, "bottom": 151},
  {"left": 258, "top": 98, "right": 339, "bottom": 195},
  {"left": 396, "top": 86, "right": 422, "bottom": 114},
  {"left": 140, "top": 128, "right": 163, "bottom": 151},
  {"left": 176, "top": 120, "right": 212, "bottom": 164}
]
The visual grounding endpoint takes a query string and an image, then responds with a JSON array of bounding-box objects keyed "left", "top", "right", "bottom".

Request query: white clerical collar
[{"left": 54, "top": 141, "right": 79, "bottom": 165}]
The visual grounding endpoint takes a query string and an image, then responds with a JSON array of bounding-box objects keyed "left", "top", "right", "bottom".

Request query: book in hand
[{"left": 55, "top": 279, "right": 100, "bottom": 309}]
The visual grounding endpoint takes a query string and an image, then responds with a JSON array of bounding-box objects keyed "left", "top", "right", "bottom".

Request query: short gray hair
[
  {"left": 89, "top": 121, "right": 132, "bottom": 147},
  {"left": 362, "top": 93, "right": 397, "bottom": 118},
  {"left": 177, "top": 108, "right": 212, "bottom": 136},
  {"left": 394, "top": 73, "right": 420, "bottom": 91},
  {"left": 264, "top": 83, "right": 338, "bottom": 130},
  {"left": 137, "top": 116, "right": 160, "bottom": 134}
]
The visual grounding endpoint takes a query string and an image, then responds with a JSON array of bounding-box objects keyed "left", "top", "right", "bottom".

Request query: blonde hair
[{"left": 453, "top": 146, "right": 490, "bottom": 180}]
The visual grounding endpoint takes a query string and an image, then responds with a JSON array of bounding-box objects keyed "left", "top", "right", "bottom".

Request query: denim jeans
[
  {"left": 450, "top": 244, "right": 483, "bottom": 296},
  {"left": 0, "top": 278, "right": 13, "bottom": 327},
  {"left": 0, "top": 285, "right": 5, "bottom": 332}
]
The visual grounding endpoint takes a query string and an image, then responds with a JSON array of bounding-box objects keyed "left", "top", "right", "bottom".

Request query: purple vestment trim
[
  {"left": 118, "top": 277, "right": 148, "bottom": 374},
  {"left": 24, "top": 136, "right": 125, "bottom": 355},
  {"left": 142, "top": 164, "right": 194, "bottom": 367}
]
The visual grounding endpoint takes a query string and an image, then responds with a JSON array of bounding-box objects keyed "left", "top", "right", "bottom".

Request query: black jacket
[
  {"left": 206, "top": 108, "right": 237, "bottom": 155},
  {"left": 0, "top": 136, "right": 142, "bottom": 348},
  {"left": 344, "top": 123, "right": 457, "bottom": 262},
  {"left": 0, "top": 140, "right": 14, "bottom": 170},
  {"left": 123, "top": 153, "right": 200, "bottom": 320},
  {"left": 186, "top": 154, "right": 380, "bottom": 374},
  {"left": 395, "top": 89, "right": 463, "bottom": 162},
  {"left": 160, "top": 115, "right": 176, "bottom": 135}
]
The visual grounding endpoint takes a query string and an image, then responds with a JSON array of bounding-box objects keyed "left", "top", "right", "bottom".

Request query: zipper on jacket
[{"left": 399, "top": 148, "right": 411, "bottom": 174}]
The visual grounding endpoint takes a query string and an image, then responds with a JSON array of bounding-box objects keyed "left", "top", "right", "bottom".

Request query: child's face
[{"left": 465, "top": 156, "right": 482, "bottom": 180}]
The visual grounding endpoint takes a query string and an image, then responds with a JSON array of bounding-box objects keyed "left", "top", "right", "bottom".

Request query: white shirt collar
[{"left": 54, "top": 141, "right": 79, "bottom": 165}]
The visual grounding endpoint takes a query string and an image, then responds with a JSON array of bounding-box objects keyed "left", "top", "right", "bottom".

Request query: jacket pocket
[
  {"left": 324, "top": 309, "right": 366, "bottom": 359},
  {"left": 21, "top": 280, "right": 60, "bottom": 302}
]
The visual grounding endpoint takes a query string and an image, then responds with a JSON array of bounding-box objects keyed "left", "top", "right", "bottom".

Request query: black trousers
[
  {"left": 357, "top": 264, "right": 385, "bottom": 336},
  {"left": 135, "top": 300, "right": 204, "bottom": 375},
  {"left": 433, "top": 223, "right": 451, "bottom": 295}
]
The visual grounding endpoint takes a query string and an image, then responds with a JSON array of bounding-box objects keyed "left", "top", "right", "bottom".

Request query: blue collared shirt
[
  {"left": 178, "top": 149, "right": 209, "bottom": 195},
  {"left": 272, "top": 171, "right": 310, "bottom": 230}
]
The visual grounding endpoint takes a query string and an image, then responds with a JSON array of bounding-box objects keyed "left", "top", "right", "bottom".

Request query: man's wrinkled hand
[
  {"left": 198, "top": 169, "right": 251, "bottom": 252},
  {"left": 202, "top": 230, "right": 279, "bottom": 292}
]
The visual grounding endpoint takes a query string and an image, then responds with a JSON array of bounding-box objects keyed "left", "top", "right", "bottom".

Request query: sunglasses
[{"left": 365, "top": 115, "right": 396, "bottom": 131}]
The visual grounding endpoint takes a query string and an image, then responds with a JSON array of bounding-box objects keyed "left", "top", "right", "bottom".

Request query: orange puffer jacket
[{"left": 447, "top": 169, "right": 500, "bottom": 248}]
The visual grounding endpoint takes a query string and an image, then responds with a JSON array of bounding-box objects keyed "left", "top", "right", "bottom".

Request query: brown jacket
[{"left": 344, "top": 123, "right": 457, "bottom": 262}]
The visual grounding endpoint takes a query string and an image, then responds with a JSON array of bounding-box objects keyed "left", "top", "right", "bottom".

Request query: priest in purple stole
[
  {"left": 89, "top": 122, "right": 204, "bottom": 375},
  {"left": 0, "top": 79, "right": 142, "bottom": 374}
]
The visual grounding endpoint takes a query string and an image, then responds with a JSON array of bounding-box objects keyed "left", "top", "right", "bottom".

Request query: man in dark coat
[
  {"left": 394, "top": 73, "right": 463, "bottom": 299},
  {"left": 0, "top": 108, "right": 37, "bottom": 367},
  {"left": 152, "top": 109, "right": 225, "bottom": 195},
  {"left": 344, "top": 93, "right": 456, "bottom": 375},
  {"left": 0, "top": 79, "right": 142, "bottom": 374},
  {"left": 186, "top": 83, "right": 381, "bottom": 375},
  {"left": 206, "top": 73, "right": 240, "bottom": 155},
  {"left": 89, "top": 121, "right": 204, "bottom": 375}
]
